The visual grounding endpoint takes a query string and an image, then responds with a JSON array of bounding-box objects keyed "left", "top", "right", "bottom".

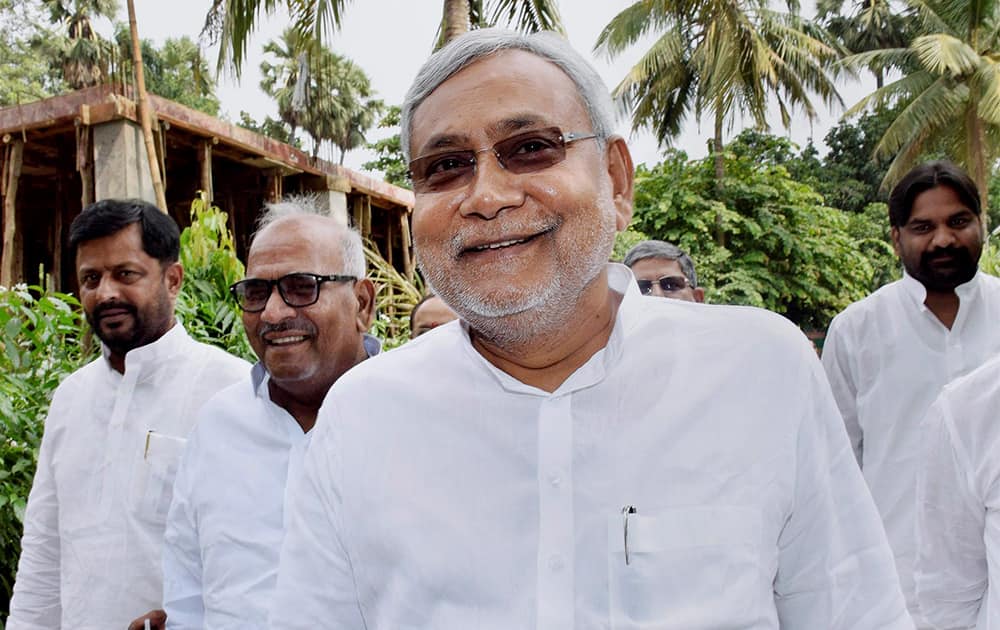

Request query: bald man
[{"left": 160, "top": 199, "right": 378, "bottom": 629}]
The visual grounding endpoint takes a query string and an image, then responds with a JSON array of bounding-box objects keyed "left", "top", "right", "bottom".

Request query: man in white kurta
[
  {"left": 916, "top": 354, "right": 1000, "bottom": 629},
  {"left": 822, "top": 162, "right": 1000, "bottom": 625},
  {"left": 162, "top": 206, "right": 379, "bottom": 629},
  {"left": 270, "top": 29, "right": 912, "bottom": 630},
  {"left": 7, "top": 199, "right": 249, "bottom": 630}
]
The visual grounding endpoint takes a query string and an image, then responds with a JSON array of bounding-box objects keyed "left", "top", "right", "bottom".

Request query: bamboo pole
[
  {"left": 1, "top": 139, "right": 23, "bottom": 286},
  {"left": 126, "top": 0, "right": 167, "bottom": 212}
]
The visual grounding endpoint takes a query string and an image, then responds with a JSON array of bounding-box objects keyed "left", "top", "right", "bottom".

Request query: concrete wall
[{"left": 93, "top": 119, "right": 156, "bottom": 203}]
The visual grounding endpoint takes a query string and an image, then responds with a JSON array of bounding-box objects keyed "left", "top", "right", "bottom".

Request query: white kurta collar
[{"left": 100, "top": 320, "right": 188, "bottom": 374}]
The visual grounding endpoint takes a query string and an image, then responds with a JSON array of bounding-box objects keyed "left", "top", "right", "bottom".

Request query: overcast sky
[{"left": 128, "top": 0, "right": 876, "bottom": 175}]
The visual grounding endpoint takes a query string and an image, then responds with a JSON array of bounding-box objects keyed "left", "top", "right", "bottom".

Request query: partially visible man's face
[
  {"left": 410, "top": 296, "right": 458, "bottom": 338},
  {"left": 242, "top": 217, "right": 374, "bottom": 399},
  {"left": 409, "top": 49, "right": 632, "bottom": 339},
  {"left": 892, "top": 184, "right": 984, "bottom": 292},
  {"left": 76, "top": 222, "right": 181, "bottom": 357},
  {"left": 629, "top": 257, "right": 704, "bottom": 303}
]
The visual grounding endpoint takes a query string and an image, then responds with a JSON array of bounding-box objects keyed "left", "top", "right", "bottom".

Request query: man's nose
[
  {"left": 459, "top": 151, "right": 524, "bottom": 220},
  {"left": 259, "top": 285, "right": 297, "bottom": 323},
  {"left": 931, "top": 225, "right": 959, "bottom": 248},
  {"left": 94, "top": 276, "right": 121, "bottom": 303}
]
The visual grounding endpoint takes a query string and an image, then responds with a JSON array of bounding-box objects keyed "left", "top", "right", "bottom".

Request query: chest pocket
[
  {"left": 131, "top": 431, "right": 187, "bottom": 525},
  {"left": 607, "top": 506, "right": 763, "bottom": 629}
]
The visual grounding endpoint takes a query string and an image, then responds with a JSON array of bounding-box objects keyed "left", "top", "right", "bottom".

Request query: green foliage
[
  {"left": 0, "top": 283, "right": 95, "bottom": 617},
  {"left": 982, "top": 235, "right": 1000, "bottom": 277},
  {"left": 612, "top": 227, "right": 650, "bottom": 262},
  {"left": 362, "top": 106, "right": 410, "bottom": 189},
  {"left": 631, "top": 147, "right": 878, "bottom": 328},
  {"left": 176, "top": 196, "right": 255, "bottom": 361},
  {"left": 113, "top": 28, "right": 220, "bottom": 115},
  {"left": 237, "top": 110, "right": 300, "bottom": 148},
  {"left": 0, "top": 0, "right": 62, "bottom": 106}
]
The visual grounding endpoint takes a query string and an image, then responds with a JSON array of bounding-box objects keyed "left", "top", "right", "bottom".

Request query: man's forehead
[
  {"left": 248, "top": 219, "right": 344, "bottom": 273},
  {"left": 410, "top": 49, "right": 588, "bottom": 146}
]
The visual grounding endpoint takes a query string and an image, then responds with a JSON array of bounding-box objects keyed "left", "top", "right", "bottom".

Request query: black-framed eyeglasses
[
  {"left": 229, "top": 273, "right": 357, "bottom": 313},
  {"left": 408, "top": 126, "right": 598, "bottom": 193},
  {"left": 636, "top": 275, "right": 692, "bottom": 295}
]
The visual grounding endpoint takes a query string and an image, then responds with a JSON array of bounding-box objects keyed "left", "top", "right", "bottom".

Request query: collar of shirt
[
  {"left": 455, "top": 263, "right": 643, "bottom": 397},
  {"left": 898, "top": 269, "right": 983, "bottom": 308},
  {"left": 99, "top": 320, "right": 188, "bottom": 375}
]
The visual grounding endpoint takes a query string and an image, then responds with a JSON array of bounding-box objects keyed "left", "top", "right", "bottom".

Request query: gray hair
[
  {"left": 400, "top": 28, "right": 616, "bottom": 163},
  {"left": 623, "top": 240, "right": 699, "bottom": 288},
  {"left": 253, "top": 194, "right": 366, "bottom": 278}
]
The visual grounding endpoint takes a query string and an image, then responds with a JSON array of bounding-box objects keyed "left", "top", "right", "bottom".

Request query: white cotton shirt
[
  {"left": 822, "top": 271, "right": 1000, "bottom": 624},
  {"left": 270, "top": 263, "right": 912, "bottom": 630},
  {"left": 161, "top": 335, "right": 380, "bottom": 630},
  {"left": 6, "top": 323, "right": 250, "bottom": 630},
  {"left": 916, "top": 354, "right": 1000, "bottom": 630}
]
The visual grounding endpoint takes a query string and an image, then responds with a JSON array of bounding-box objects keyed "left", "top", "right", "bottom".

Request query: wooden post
[
  {"left": 198, "top": 139, "right": 214, "bottom": 202},
  {"left": 266, "top": 169, "right": 283, "bottom": 202},
  {"left": 1, "top": 138, "right": 24, "bottom": 286},
  {"left": 400, "top": 210, "right": 413, "bottom": 280},
  {"left": 362, "top": 196, "right": 372, "bottom": 239},
  {"left": 127, "top": 0, "right": 168, "bottom": 212},
  {"left": 75, "top": 122, "right": 94, "bottom": 207},
  {"left": 385, "top": 215, "right": 394, "bottom": 267}
]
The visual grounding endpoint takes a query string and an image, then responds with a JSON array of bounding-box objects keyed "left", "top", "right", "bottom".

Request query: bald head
[{"left": 250, "top": 214, "right": 366, "bottom": 279}]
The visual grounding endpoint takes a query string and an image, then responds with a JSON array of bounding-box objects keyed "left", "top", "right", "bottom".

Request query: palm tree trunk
[
  {"left": 713, "top": 110, "right": 726, "bottom": 247},
  {"left": 127, "top": 0, "right": 168, "bottom": 212},
  {"left": 443, "top": 0, "right": 470, "bottom": 43},
  {"left": 966, "top": 105, "right": 989, "bottom": 213}
]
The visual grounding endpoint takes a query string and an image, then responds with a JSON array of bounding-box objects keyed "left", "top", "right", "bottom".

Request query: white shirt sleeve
[
  {"left": 915, "top": 396, "right": 986, "bottom": 629},
  {"left": 775, "top": 348, "right": 913, "bottom": 629},
  {"left": 821, "top": 315, "right": 864, "bottom": 465},
  {"left": 6, "top": 397, "right": 66, "bottom": 630},
  {"left": 162, "top": 439, "right": 205, "bottom": 630},
  {"left": 270, "top": 399, "right": 364, "bottom": 630}
]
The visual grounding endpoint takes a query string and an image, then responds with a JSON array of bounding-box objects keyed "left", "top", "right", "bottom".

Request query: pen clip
[{"left": 622, "top": 504, "right": 637, "bottom": 566}]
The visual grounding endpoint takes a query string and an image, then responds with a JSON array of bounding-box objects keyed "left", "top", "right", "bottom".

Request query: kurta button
[{"left": 548, "top": 555, "right": 564, "bottom": 571}]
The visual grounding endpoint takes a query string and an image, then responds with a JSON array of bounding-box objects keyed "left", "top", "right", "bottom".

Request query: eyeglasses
[
  {"left": 636, "top": 275, "right": 692, "bottom": 295},
  {"left": 408, "top": 126, "right": 598, "bottom": 193},
  {"left": 229, "top": 273, "right": 357, "bottom": 313}
]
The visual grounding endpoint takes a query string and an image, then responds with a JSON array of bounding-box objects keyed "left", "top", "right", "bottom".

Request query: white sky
[{"left": 126, "top": 0, "right": 876, "bottom": 175}]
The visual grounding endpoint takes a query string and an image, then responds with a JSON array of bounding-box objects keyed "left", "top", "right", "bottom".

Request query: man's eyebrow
[{"left": 417, "top": 117, "right": 546, "bottom": 156}]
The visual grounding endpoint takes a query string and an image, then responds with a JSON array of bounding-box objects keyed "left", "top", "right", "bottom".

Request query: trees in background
[
  {"left": 259, "top": 27, "right": 382, "bottom": 161},
  {"left": 362, "top": 106, "right": 409, "bottom": 188},
  {"left": 844, "top": 0, "right": 1000, "bottom": 202},
  {"left": 595, "top": 0, "right": 842, "bottom": 192}
]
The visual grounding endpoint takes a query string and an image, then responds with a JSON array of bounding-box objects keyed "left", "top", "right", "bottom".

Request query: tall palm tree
[
  {"left": 259, "top": 27, "right": 312, "bottom": 140},
  {"left": 44, "top": 0, "right": 118, "bottom": 89},
  {"left": 204, "top": 0, "right": 564, "bottom": 76},
  {"left": 817, "top": 0, "right": 912, "bottom": 88},
  {"left": 844, "top": 0, "right": 1000, "bottom": 203},
  {"left": 595, "top": 0, "right": 842, "bottom": 231}
]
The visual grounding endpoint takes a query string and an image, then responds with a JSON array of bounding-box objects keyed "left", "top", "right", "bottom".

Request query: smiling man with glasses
[
  {"left": 624, "top": 239, "right": 705, "bottom": 303},
  {"left": 160, "top": 198, "right": 378, "bottom": 630},
  {"left": 271, "top": 29, "right": 912, "bottom": 630}
]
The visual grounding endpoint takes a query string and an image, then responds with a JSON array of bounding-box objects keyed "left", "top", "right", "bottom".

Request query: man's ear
[
  {"left": 605, "top": 135, "right": 634, "bottom": 231},
  {"left": 164, "top": 262, "right": 184, "bottom": 298},
  {"left": 693, "top": 287, "right": 706, "bottom": 303},
  {"left": 890, "top": 226, "right": 902, "bottom": 257},
  {"left": 354, "top": 278, "right": 376, "bottom": 332}
]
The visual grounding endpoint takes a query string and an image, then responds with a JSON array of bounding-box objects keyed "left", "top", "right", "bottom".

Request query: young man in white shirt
[
  {"left": 822, "top": 160, "right": 1000, "bottom": 627},
  {"left": 916, "top": 354, "right": 1000, "bottom": 629},
  {"left": 270, "top": 28, "right": 912, "bottom": 630},
  {"left": 6, "top": 199, "right": 249, "bottom": 630},
  {"left": 161, "top": 200, "right": 378, "bottom": 629}
]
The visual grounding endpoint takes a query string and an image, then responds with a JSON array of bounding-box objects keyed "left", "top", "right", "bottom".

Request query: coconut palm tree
[
  {"left": 259, "top": 27, "right": 312, "bottom": 140},
  {"left": 844, "top": 0, "right": 1000, "bottom": 203},
  {"left": 43, "top": 0, "right": 118, "bottom": 88},
  {"left": 596, "top": 0, "right": 841, "bottom": 244},
  {"left": 817, "top": 0, "right": 912, "bottom": 88},
  {"left": 204, "top": 0, "right": 564, "bottom": 76}
]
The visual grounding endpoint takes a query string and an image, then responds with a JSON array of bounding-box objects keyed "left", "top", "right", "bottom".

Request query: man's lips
[
  {"left": 263, "top": 333, "right": 310, "bottom": 346},
  {"left": 460, "top": 227, "right": 553, "bottom": 256}
]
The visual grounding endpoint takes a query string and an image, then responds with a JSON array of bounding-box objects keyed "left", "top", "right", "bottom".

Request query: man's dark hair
[
  {"left": 69, "top": 198, "right": 180, "bottom": 263},
  {"left": 622, "top": 240, "right": 699, "bottom": 288},
  {"left": 888, "top": 161, "right": 981, "bottom": 228}
]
